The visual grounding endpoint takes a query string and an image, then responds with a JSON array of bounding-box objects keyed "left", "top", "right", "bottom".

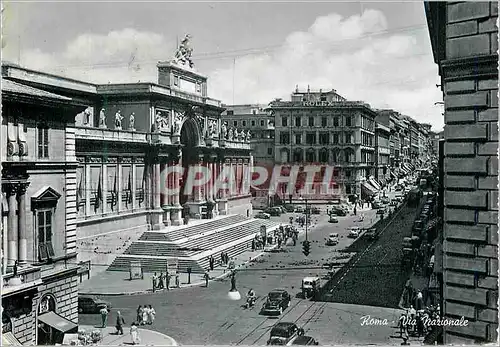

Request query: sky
[{"left": 2, "top": 1, "right": 444, "bottom": 131}]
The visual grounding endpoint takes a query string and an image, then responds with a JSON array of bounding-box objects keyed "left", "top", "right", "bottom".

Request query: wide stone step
[
  {"left": 124, "top": 243, "right": 189, "bottom": 257},
  {"left": 139, "top": 215, "right": 247, "bottom": 242},
  {"left": 107, "top": 256, "right": 206, "bottom": 274}
]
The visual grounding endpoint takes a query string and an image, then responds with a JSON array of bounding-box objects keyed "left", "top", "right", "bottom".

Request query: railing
[{"left": 75, "top": 127, "right": 149, "bottom": 143}]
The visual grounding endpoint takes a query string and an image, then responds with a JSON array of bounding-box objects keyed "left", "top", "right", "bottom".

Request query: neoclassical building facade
[{"left": 2, "top": 45, "right": 253, "bottom": 268}]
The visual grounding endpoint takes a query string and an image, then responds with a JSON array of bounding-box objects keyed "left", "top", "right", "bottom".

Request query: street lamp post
[
  {"left": 227, "top": 270, "right": 241, "bottom": 300},
  {"left": 305, "top": 198, "right": 308, "bottom": 241}
]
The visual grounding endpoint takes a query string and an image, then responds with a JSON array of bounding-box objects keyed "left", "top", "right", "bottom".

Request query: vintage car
[
  {"left": 265, "top": 207, "right": 282, "bottom": 216},
  {"left": 261, "top": 289, "right": 291, "bottom": 315},
  {"left": 295, "top": 206, "right": 305, "bottom": 213},
  {"left": 256, "top": 212, "right": 271, "bottom": 219},
  {"left": 310, "top": 207, "right": 321, "bottom": 215},
  {"left": 325, "top": 233, "right": 339, "bottom": 246},
  {"left": 301, "top": 277, "right": 320, "bottom": 299},
  {"left": 347, "top": 227, "right": 360, "bottom": 238},
  {"left": 364, "top": 228, "right": 378, "bottom": 240},
  {"left": 328, "top": 215, "right": 339, "bottom": 223},
  {"left": 78, "top": 296, "right": 111, "bottom": 314},
  {"left": 291, "top": 336, "right": 319, "bottom": 345},
  {"left": 376, "top": 208, "right": 387, "bottom": 215},
  {"left": 267, "top": 322, "right": 304, "bottom": 345}
]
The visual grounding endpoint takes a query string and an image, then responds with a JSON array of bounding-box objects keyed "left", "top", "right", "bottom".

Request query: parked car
[
  {"left": 328, "top": 215, "right": 339, "bottom": 223},
  {"left": 267, "top": 322, "right": 304, "bottom": 346},
  {"left": 310, "top": 207, "right": 321, "bottom": 215},
  {"left": 291, "top": 336, "right": 319, "bottom": 345},
  {"left": 78, "top": 296, "right": 111, "bottom": 314},
  {"left": 325, "top": 233, "right": 339, "bottom": 246},
  {"left": 376, "top": 208, "right": 386, "bottom": 215},
  {"left": 390, "top": 200, "right": 398, "bottom": 206},
  {"left": 301, "top": 277, "right": 320, "bottom": 299},
  {"left": 330, "top": 208, "right": 347, "bottom": 217},
  {"left": 364, "top": 228, "right": 378, "bottom": 240},
  {"left": 283, "top": 204, "right": 295, "bottom": 212},
  {"left": 295, "top": 206, "right": 304, "bottom": 213},
  {"left": 261, "top": 289, "right": 291, "bottom": 316},
  {"left": 347, "top": 227, "right": 360, "bottom": 238},
  {"left": 265, "top": 207, "right": 282, "bottom": 216},
  {"left": 256, "top": 212, "right": 271, "bottom": 219},
  {"left": 372, "top": 201, "right": 382, "bottom": 209}
]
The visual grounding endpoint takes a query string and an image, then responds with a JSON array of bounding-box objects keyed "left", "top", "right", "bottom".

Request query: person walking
[
  {"left": 209, "top": 255, "right": 215, "bottom": 271},
  {"left": 166, "top": 273, "right": 171, "bottom": 290},
  {"left": 204, "top": 272, "right": 210, "bottom": 287},
  {"left": 141, "top": 305, "right": 149, "bottom": 325},
  {"left": 157, "top": 272, "right": 164, "bottom": 290},
  {"left": 115, "top": 311, "right": 125, "bottom": 335},
  {"left": 175, "top": 272, "right": 180, "bottom": 288},
  {"left": 130, "top": 322, "right": 140, "bottom": 345},
  {"left": 220, "top": 252, "right": 224, "bottom": 266},
  {"left": 100, "top": 305, "right": 109, "bottom": 328},
  {"left": 152, "top": 273, "right": 158, "bottom": 293},
  {"left": 147, "top": 305, "right": 156, "bottom": 325},
  {"left": 136, "top": 306, "right": 143, "bottom": 325}
]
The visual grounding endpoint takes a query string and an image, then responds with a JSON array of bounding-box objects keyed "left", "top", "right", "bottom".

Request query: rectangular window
[
  {"left": 251, "top": 120, "right": 256, "bottom": 126},
  {"left": 306, "top": 133, "right": 316, "bottom": 145},
  {"left": 261, "top": 120, "right": 265, "bottom": 126},
  {"left": 282, "top": 117, "right": 288, "bottom": 127},
  {"left": 333, "top": 117, "right": 339, "bottom": 127},
  {"left": 345, "top": 116, "right": 352, "bottom": 127},
  {"left": 308, "top": 117, "right": 314, "bottom": 127},
  {"left": 227, "top": 110, "right": 234, "bottom": 116},
  {"left": 295, "top": 134, "right": 302, "bottom": 145},
  {"left": 345, "top": 133, "right": 352, "bottom": 144},
  {"left": 242, "top": 120, "right": 247, "bottom": 127},
  {"left": 333, "top": 134, "right": 339, "bottom": 144},
  {"left": 319, "top": 133, "right": 329, "bottom": 145},
  {"left": 267, "top": 148, "right": 273, "bottom": 155},
  {"left": 295, "top": 117, "right": 301, "bottom": 127},
  {"left": 320, "top": 96, "right": 327, "bottom": 102},
  {"left": 196, "top": 83, "right": 202, "bottom": 93},
  {"left": 280, "top": 132, "right": 290, "bottom": 145},
  {"left": 38, "top": 126, "right": 49, "bottom": 158},
  {"left": 233, "top": 120, "right": 238, "bottom": 127},
  {"left": 37, "top": 210, "right": 53, "bottom": 260},
  {"left": 173, "top": 76, "right": 179, "bottom": 86},
  {"left": 321, "top": 117, "right": 327, "bottom": 127}
]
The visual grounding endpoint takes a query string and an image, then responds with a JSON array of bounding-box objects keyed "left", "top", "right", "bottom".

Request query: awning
[
  {"left": 361, "top": 182, "right": 377, "bottom": 196},
  {"left": 2, "top": 332, "right": 22, "bottom": 346},
  {"left": 390, "top": 171, "right": 398, "bottom": 179},
  {"left": 38, "top": 312, "right": 78, "bottom": 334},
  {"left": 369, "top": 178, "right": 381, "bottom": 191}
]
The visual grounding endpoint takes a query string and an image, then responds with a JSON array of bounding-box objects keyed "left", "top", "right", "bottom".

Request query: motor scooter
[{"left": 244, "top": 296, "right": 256, "bottom": 309}]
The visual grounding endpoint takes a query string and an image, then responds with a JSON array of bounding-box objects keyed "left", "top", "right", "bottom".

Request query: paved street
[{"left": 79, "top": 193, "right": 411, "bottom": 345}]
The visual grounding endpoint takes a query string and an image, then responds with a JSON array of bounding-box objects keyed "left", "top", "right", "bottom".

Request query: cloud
[{"left": 12, "top": 10, "right": 444, "bottom": 130}]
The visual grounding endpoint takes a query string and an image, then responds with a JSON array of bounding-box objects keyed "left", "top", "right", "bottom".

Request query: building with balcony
[
  {"left": 374, "top": 114, "right": 391, "bottom": 185},
  {"left": 2, "top": 53, "right": 253, "bottom": 277},
  {"left": 425, "top": 1, "right": 498, "bottom": 343},
  {"left": 269, "top": 86, "right": 378, "bottom": 201},
  {"left": 221, "top": 104, "right": 274, "bottom": 165},
  {"left": 1, "top": 79, "right": 85, "bottom": 345}
]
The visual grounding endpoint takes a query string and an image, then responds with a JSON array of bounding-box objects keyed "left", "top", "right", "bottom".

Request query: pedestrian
[
  {"left": 175, "top": 272, "right": 180, "bottom": 287},
  {"left": 204, "top": 272, "right": 210, "bottom": 287},
  {"left": 136, "top": 305, "right": 143, "bottom": 324},
  {"left": 209, "top": 255, "right": 215, "bottom": 271},
  {"left": 142, "top": 305, "right": 149, "bottom": 325},
  {"left": 157, "top": 272, "right": 164, "bottom": 290},
  {"left": 416, "top": 291, "right": 424, "bottom": 311},
  {"left": 130, "top": 322, "right": 140, "bottom": 345},
  {"left": 398, "top": 312, "right": 406, "bottom": 337},
  {"left": 152, "top": 272, "right": 157, "bottom": 293},
  {"left": 251, "top": 239, "right": 256, "bottom": 251},
  {"left": 147, "top": 305, "right": 156, "bottom": 325},
  {"left": 220, "top": 251, "right": 224, "bottom": 266},
  {"left": 224, "top": 252, "right": 229, "bottom": 265},
  {"left": 100, "top": 305, "right": 109, "bottom": 328},
  {"left": 166, "top": 272, "right": 171, "bottom": 290},
  {"left": 115, "top": 311, "right": 125, "bottom": 335}
]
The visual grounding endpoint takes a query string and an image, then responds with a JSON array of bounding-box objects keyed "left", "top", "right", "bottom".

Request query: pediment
[{"left": 31, "top": 186, "right": 61, "bottom": 202}]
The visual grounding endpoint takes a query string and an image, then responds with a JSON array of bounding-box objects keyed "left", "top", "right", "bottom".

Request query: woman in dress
[
  {"left": 136, "top": 306, "right": 143, "bottom": 324},
  {"left": 130, "top": 322, "right": 140, "bottom": 345},
  {"left": 142, "top": 305, "right": 149, "bottom": 325},
  {"left": 147, "top": 305, "right": 156, "bottom": 325}
]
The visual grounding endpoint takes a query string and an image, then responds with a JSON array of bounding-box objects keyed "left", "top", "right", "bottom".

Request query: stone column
[
  {"left": 237, "top": 158, "right": 243, "bottom": 196},
  {"left": 17, "top": 183, "right": 29, "bottom": 266},
  {"left": 218, "top": 158, "right": 229, "bottom": 215},
  {"left": 162, "top": 159, "right": 171, "bottom": 226},
  {"left": 170, "top": 152, "right": 183, "bottom": 226},
  {"left": 154, "top": 162, "right": 161, "bottom": 209},
  {"left": 131, "top": 160, "right": 137, "bottom": 210},
  {"left": 194, "top": 155, "right": 203, "bottom": 202},
  {"left": 102, "top": 163, "right": 108, "bottom": 214},
  {"left": 85, "top": 162, "right": 91, "bottom": 215},
  {"left": 6, "top": 184, "right": 18, "bottom": 268},
  {"left": 117, "top": 159, "right": 123, "bottom": 212}
]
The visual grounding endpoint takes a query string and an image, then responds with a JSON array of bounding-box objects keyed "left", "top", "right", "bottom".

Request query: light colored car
[
  {"left": 295, "top": 206, "right": 304, "bottom": 213},
  {"left": 347, "top": 227, "right": 360, "bottom": 238},
  {"left": 256, "top": 212, "right": 271, "bottom": 219},
  {"left": 325, "top": 233, "right": 339, "bottom": 246}
]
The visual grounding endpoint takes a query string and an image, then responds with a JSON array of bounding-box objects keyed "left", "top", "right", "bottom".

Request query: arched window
[
  {"left": 306, "top": 148, "right": 316, "bottom": 163},
  {"left": 280, "top": 148, "right": 290, "bottom": 163},
  {"left": 293, "top": 148, "right": 304, "bottom": 163},
  {"left": 344, "top": 149, "right": 355, "bottom": 163},
  {"left": 319, "top": 148, "right": 329, "bottom": 163}
]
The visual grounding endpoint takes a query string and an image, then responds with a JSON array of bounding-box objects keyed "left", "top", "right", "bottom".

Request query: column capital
[
  {"left": 231, "top": 158, "right": 238, "bottom": 164},
  {"left": 237, "top": 158, "right": 243, "bottom": 164},
  {"left": 4, "top": 183, "right": 19, "bottom": 197},
  {"left": 17, "top": 182, "right": 30, "bottom": 196}
]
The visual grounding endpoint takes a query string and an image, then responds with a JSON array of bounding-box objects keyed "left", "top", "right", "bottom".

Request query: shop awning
[
  {"left": 361, "top": 182, "right": 377, "bottom": 196},
  {"left": 2, "top": 332, "right": 22, "bottom": 345},
  {"left": 391, "top": 171, "right": 398, "bottom": 179},
  {"left": 38, "top": 312, "right": 78, "bottom": 334},
  {"left": 369, "top": 178, "right": 381, "bottom": 191}
]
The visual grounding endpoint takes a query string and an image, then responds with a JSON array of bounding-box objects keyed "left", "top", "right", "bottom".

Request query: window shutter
[{"left": 39, "top": 244, "right": 48, "bottom": 261}]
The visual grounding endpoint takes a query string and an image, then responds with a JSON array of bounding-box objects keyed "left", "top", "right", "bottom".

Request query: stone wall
[
  {"left": 228, "top": 195, "right": 252, "bottom": 218},
  {"left": 440, "top": 1, "right": 498, "bottom": 343},
  {"left": 10, "top": 292, "right": 39, "bottom": 345}
]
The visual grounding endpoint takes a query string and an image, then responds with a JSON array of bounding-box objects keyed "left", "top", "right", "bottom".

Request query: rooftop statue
[{"left": 173, "top": 34, "right": 194, "bottom": 68}]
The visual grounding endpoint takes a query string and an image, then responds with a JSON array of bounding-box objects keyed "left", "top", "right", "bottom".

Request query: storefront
[{"left": 36, "top": 294, "right": 78, "bottom": 345}]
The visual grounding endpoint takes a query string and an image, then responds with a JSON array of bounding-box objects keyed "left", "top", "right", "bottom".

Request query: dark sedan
[
  {"left": 261, "top": 289, "right": 291, "bottom": 315},
  {"left": 78, "top": 296, "right": 111, "bottom": 314}
]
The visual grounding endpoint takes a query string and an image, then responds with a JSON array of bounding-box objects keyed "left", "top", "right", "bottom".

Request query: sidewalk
[
  {"left": 78, "top": 325, "right": 177, "bottom": 346},
  {"left": 79, "top": 222, "right": 316, "bottom": 296}
]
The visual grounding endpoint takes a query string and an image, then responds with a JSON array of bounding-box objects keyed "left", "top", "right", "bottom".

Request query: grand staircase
[{"left": 107, "top": 215, "right": 281, "bottom": 274}]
